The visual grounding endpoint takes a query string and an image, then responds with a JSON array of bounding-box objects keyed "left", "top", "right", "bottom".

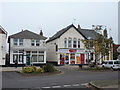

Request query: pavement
[{"left": 0, "top": 67, "right": 22, "bottom": 72}]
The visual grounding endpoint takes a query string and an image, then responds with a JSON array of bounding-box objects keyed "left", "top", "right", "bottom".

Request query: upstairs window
[
  {"left": 36, "top": 40, "right": 40, "bottom": 46},
  {"left": 68, "top": 38, "right": 72, "bottom": 48},
  {"left": 19, "top": 39, "right": 23, "bottom": 46},
  {"left": 14, "top": 39, "right": 18, "bottom": 46},
  {"left": 64, "top": 38, "right": 67, "bottom": 48},
  {"left": 31, "top": 39, "right": 35, "bottom": 46},
  {"left": 73, "top": 38, "right": 77, "bottom": 48},
  {"left": 78, "top": 39, "right": 80, "bottom": 48}
]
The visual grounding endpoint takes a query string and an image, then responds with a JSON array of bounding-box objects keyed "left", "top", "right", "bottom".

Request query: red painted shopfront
[{"left": 59, "top": 49, "right": 85, "bottom": 65}]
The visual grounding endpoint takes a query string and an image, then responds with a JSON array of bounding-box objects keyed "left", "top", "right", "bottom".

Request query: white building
[
  {"left": 0, "top": 26, "right": 7, "bottom": 66},
  {"left": 8, "top": 30, "right": 47, "bottom": 66},
  {"left": 46, "top": 24, "right": 98, "bottom": 65}
]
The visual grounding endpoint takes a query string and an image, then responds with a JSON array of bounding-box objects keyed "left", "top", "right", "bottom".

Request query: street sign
[{"left": 117, "top": 46, "right": 120, "bottom": 53}]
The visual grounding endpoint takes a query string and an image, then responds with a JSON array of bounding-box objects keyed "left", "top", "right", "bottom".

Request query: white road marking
[
  {"left": 72, "top": 84, "right": 80, "bottom": 87},
  {"left": 41, "top": 86, "right": 51, "bottom": 88},
  {"left": 81, "top": 83, "right": 88, "bottom": 86},
  {"left": 63, "top": 84, "right": 71, "bottom": 87},
  {"left": 52, "top": 86, "right": 61, "bottom": 88}
]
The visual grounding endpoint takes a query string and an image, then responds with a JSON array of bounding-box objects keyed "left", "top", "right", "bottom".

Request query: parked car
[{"left": 102, "top": 60, "right": 120, "bottom": 70}]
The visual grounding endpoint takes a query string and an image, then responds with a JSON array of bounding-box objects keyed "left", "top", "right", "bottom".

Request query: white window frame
[
  {"left": 64, "top": 38, "right": 67, "bottom": 48},
  {"left": 68, "top": 38, "right": 72, "bottom": 48}
]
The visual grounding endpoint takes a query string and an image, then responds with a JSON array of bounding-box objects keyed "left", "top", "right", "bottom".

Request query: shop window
[
  {"left": 64, "top": 38, "right": 67, "bottom": 48},
  {"left": 19, "top": 54, "right": 23, "bottom": 62},
  {"left": 38, "top": 55, "right": 44, "bottom": 62},
  {"left": 70, "top": 54, "right": 75, "bottom": 64},
  {"left": 19, "top": 39, "right": 23, "bottom": 46},
  {"left": 14, "top": 39, "right": 18, "bottom": 46},
  {"left": 68, "top": 38, "right": 72, "bottom": 48},
  {"left": 13, "top": 54, "right": 18, "bottom": 62},
  {"left": 78, "top": 39, "right": 80, "bottom": 48},
  {"left": 73, "top": 38, "right": 77, "bottom": 48},
  {"left": 32, "top": 55, "right": 37, "bottom": 62}
]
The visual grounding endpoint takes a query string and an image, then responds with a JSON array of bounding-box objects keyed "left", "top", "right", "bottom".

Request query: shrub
[
  {"left": 36, "top": 68, "right": 45, "bottom": 73},
  {"left": 31, "top": 66, "right": 37, "bottom": 72},
  {"left": 23, "top": 66, "right": 35, "bottom": 73},
  {"left": 42, "top": 63, "right": 56, "bottom": 72}
]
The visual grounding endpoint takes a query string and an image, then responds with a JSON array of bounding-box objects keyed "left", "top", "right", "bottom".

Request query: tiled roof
[
  {"left": 0, "top": 25, "right": 7, "bottom": 34},
  {"left": 46, "top": 24, "right": 98, "bottom": 43},
  {"left": 8, "top": 30, "right": 47, "bottom": 43}
]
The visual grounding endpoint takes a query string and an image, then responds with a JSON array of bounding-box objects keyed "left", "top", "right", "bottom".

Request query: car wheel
[{"left": 111, "top": 67, "right": 114, "bottom": 70}]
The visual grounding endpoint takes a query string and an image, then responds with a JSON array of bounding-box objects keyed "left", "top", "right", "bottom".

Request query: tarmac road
[{"left": 2, "top": 66, "right": 119, "bottom": 90}]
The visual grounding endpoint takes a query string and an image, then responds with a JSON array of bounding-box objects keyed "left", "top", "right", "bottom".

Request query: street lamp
[{"left": 87, "top": 37, "right": 91, "bottom": 63}]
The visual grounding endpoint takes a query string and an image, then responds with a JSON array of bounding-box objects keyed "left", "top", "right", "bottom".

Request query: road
[{"left": 2, "top": 66, "right": 119, "bottom": 90}]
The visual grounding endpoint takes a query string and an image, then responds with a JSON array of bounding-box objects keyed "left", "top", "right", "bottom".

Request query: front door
[{"left": 81, "top": 54, "right": 84, "bottom": 64}]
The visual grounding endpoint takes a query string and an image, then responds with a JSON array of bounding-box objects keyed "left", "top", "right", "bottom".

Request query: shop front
[{"left": 58, "top": 49, "right": 86, "bottom": 65}]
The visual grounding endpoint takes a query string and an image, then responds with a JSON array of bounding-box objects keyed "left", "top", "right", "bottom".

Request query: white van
[{"left": 102, "top": 60, "right": 120, "bottom": 70}]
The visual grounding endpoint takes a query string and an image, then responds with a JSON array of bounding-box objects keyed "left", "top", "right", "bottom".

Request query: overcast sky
[{"left": 0, "top": 1, "right": 119, "bottom": 44}]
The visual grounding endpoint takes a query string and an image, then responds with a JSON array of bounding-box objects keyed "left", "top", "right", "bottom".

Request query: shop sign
[
  {"left": 77, "top": 49, "right": 85, "bottom": 53},
  {"left": 59, "top": 49, "right": 69, "bottom": 53},
  {"left": 69, "top": 49, "right": 76, "bottom": 53}
]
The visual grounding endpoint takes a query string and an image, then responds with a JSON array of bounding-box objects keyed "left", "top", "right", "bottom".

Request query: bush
[
  {"left": 23, "top": 66, "right": 35, "bottom": 73},
  {"left": 36, "top": 68, "right": 45, "bottom": 73},
  {"left": 31, "top": 66, "right": 37, "bottom": 72},
  {"left": 42, "top": 63, "right": 56, "bottom": 72}
]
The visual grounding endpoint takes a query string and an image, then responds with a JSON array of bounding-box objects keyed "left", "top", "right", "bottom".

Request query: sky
[{"left": 0, "top": 0, "right": 119, "bottom": 44}]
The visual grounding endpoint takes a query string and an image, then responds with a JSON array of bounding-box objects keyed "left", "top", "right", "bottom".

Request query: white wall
[
  {"left": 0, "top": 34, "right": 6, "bottom": 65},
  {"left": 58, "top": 27, "right": 85, "bottom": 49},
  {"left": 9, "top": 38, "right": 46, "bottom": 64}
]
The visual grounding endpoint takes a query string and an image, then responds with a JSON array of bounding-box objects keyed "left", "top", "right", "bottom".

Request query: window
[
  {"left": 109, "top": 61, "right": 113, "bottom": 64},
  {"left": 78, "top": 39, "right": 80, "bottom": 48},
  {"left": 14, "top": 39, "right": 18, "bottom": 46},
  {"left": 73, "top": 38, "right": 77, "bottom": 48},
  {"left": 32, "top": 55, "right": 37, "bottom": 62},
  {"left": 68, "top": 38, "right": 72, "bottom": 48},
  {"left": 36, "top": 40, "right": 40, "bottom": 46},
  {"left": 13, "top": 54, "right": 18, "bottom": 62},
  {"left": 31, "top": 39, "right": 35, "bottom": 46},
  {"left": 64, "top": 38, "right": 67, "bottom": 48},
  {"left": 19, "top": 54, "right": 23, "bottom": 62},
  {"left": 38, "top": 55, "right": 44, "bottom": 62},
  {"left": 19, "top": 39, "right": 23, "bottom": 46}
]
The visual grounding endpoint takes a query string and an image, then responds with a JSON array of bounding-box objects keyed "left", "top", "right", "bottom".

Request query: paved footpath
[{"left": 0, "top": 67, "right": 22, "bottom": 72}]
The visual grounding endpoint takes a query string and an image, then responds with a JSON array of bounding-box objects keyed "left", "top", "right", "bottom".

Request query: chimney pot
[{"left": 78, "top": 25, "right": 81, "bottom": 30}]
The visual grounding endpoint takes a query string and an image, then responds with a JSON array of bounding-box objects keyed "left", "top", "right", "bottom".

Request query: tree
[{"left": 82, "top": 25, "right": 113, "bottom": 66}]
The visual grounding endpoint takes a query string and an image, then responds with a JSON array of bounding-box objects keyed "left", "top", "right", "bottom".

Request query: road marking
[
  {"left": 52, "top": 86, "right": 61, "bottom": 88},
  {"left": 72, "top": 84, "right": 80, "bottom": 87},
  {"left": 41, "top": 86, "right": 51, "bottom": 88},
  {"left": 81, "top": 83, "right": 88, "bottom": 86},
  {"left": 63, "top": 84, "right": 71, "bottom": 87}
]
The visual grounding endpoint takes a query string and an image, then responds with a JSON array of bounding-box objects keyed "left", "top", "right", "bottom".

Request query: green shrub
[
  {"left": 36, "top": 68, "right": 45, "bottom": 73},
  {"left": 31, "top": 66, "right": 37, "bottom": 72},
  {"left": 23, "top": 66, "right": 35, "bottom": 73},
  {"left": 42, "top": 63, "right": 56, "bottom": 72}
]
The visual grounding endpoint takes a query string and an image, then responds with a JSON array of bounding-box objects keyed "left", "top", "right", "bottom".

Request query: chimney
[
  {"left": 78, "top": 24, "right": 81, "bottom": 30},
  {"left": 40, "top": 30, "right": 43, "bottom": 36}
]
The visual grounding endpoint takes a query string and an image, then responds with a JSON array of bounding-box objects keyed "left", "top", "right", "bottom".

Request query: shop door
[{"left": 81, "top": 54, "right": 84, "bottom": 64}]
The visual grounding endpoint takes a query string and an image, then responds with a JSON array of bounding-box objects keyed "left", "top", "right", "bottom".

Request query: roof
[
  {"left": 8, "top": 30, "right": 47, "bottom": 43},
  {"left": 0, "top": 25, "right": 7, "bottom": 34},
  {"left": 46, "top": 24, "right": 98, "bottom": 43}
]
